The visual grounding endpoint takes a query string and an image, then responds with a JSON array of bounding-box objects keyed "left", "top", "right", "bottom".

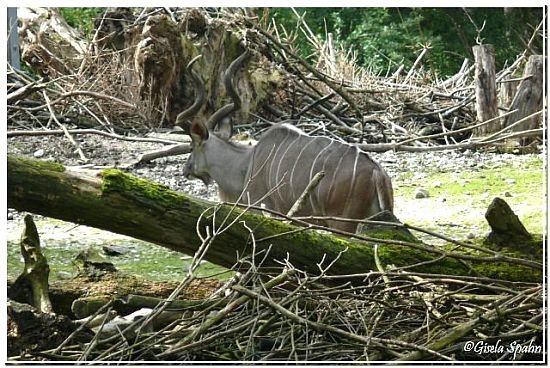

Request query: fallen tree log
[{"left": 7, "top": 155, "right": 541, "bottom": 282}]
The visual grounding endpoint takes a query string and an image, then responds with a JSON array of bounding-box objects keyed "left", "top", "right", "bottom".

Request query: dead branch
[
  {"left": 286, "top": 171, "right": 325, "bottom": 218},
  {"left": 42, "top": 91, "right": 87, "bottom": 162}
]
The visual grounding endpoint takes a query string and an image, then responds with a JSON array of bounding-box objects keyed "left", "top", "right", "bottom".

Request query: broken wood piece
[
  {"left": 90, "top": 308, "right": 186, "bottom": 338},
  {"left": 484, "top": 197, "right": 532, "bottom": 249},
  {"left": 9, "top": 214, "right": 53, "bottom": 314},
  {"left": 7, "top": 79, "right": 46, "bottom": 104},
  {"left": 502, "top": 54, "right": 543, "bottom": 147},
  {"left": 74, "top": 310, "right": 118, "bottom": 329},
  {"left": 133, "top": 143, "right": 191, "bottom": 165},
  {"left": 286, "top": 171, "right": 325, "bottom": 218}
]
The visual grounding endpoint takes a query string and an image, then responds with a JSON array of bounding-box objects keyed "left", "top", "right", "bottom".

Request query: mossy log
[
  {"left": 72, "top": 294, "right": 220, "bottom": 319},
  {"left": 7, "top": 155, "right": 542, "bottom": 282}
]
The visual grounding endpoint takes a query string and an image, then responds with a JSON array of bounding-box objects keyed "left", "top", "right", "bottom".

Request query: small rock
[
  {"left": 415, "top": 189, "right": 430, "bottom": 199},
  {"left": 504, "top": 191, "right": 513, "bottom": 197},
  {"left": 467, "top": 232, "right": 476, "bottom": 239},
  {"left": 413, "top": 173, "right": 427, "bottom": 180},
  {"left": 440, "top": 197, "right": 446, "bottom": 202},
  {"left": 57, "top": 271, "right": 73, "bottom": 280},
  {"left": 33, "top": 149, "right": 45, "bottom": 158},
  {"left": 102, "top": 245, "right": 129, "bottom": 256},
  {"left": 432, "top": 181, "right": 442, "bottom": 188},
  {"left": 75, "top": 248, "right": 117, "bottom": 276},
  {"left": 504, "top": 178, "right": 516, "bottom": 185},
  {"left": 7, "top": 212, "right": 13, "bottom": 220}
]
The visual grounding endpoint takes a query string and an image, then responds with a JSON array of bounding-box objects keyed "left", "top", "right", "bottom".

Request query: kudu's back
[{"left": 243, "top": 124, "right": 394, "bottom": 233}]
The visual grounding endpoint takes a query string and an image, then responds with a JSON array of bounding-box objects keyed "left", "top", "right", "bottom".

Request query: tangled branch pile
[
  {"left": 8, "top": 7, "right": 543, "bottom": 154},
  {"left": 20, "top": 247, "right": 542, "bottom": 362}
]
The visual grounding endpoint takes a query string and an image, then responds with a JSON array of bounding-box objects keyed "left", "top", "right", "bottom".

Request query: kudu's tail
[{"left": 373, "top": 168, "right": 394, "bottom": 213}]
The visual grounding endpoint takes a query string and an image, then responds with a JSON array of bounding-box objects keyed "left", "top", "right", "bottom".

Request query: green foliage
[
  {"left": 265, "top": 7, "right": 543, "bottom": 76},
  {"left": 56, "top": 7, "right": 543, "bottom": 75},
  {"left": 58, "top": 7, "right": 103, "bottom": 37}
]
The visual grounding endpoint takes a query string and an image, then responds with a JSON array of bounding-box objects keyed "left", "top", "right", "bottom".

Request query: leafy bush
[
  {"left": 266, "top": 7, "right": 543, "bottom": 77},
  {"left": 59, "top": 7, "right": 103, "bottom": 37}
]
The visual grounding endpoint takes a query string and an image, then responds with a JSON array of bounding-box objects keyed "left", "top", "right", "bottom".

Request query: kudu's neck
[{"left": 204, "top": 134, "right": 253, "bottom": 202}]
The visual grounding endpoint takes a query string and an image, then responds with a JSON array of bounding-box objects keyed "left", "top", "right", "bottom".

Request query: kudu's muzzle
[{"left": 183, "top": 160, "right": 212, "bottom": 187}]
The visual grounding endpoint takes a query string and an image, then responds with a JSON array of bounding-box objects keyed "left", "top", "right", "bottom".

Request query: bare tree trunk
[
  {"left": 473, "top": 44, "right": 499, "bottom": 136},
  {"left": 7, "top": 155, "right": 542, "bottom": 282},
  {"left": 502, "top": 55, "right": 544, "bottom": 146},
  {"left": 499, "top": 74, "right": 520, "bottom": 109}
]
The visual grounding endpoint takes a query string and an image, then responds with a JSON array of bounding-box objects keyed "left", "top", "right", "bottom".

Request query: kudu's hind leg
[{"left": 325, "top": 219, "right": 358, "bottom": 233}]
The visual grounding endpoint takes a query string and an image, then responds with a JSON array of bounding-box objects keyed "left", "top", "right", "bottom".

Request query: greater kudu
[{"left": 179, "top": 51, "right": 394, "bottom": 233}]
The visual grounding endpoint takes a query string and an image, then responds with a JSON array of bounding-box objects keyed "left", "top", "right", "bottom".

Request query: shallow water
[{"left": 7, "top": 217, "right": 229, "bottom": 282}]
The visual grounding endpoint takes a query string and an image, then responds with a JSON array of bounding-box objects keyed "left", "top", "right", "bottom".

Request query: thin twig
[{"left": 42, "top": 91, "right": 87, "bottom": 162}]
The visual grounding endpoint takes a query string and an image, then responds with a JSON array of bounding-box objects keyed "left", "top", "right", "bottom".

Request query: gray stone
[{"left": 415, "top": 189, "right": 430, "bottom": 199}]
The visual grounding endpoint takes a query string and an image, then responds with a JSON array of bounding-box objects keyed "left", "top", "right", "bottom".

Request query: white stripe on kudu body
[
  {"left": 288, "top": 136, "right": 317, "bottom": 198},
  {"left": 275, "top": 134, "right": 301, "bottom": 203},
  {"left": 185, "top": 122, "right": 394, "bottom": 234},
  {"left": 267, "top": 128, "right": 291, "bottom": 195},
  {"left": 307, "top": 138, "right": 333, "bottom": 214}
]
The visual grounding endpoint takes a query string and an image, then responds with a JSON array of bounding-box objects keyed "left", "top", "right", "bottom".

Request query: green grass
[
  {"left": 7, "top": 235, "right": 230, "bottom": 283},
  {"left": 394, "top": 155, "right": 544, "bottom": 235}
]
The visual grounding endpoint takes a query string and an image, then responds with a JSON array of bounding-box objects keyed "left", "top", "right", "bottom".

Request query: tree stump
[
  {"left": 484, "top": 197, "right": 532, "bottom": 249},
  {"left": 498, "top": 74, "right": 519, "bottom": 109},
  {"left": 502, "top": 55, "right": 543, "bottom": 146},
  {"left": 7, "top": 299, "right": 93, "bottom": 358},
  {"left": 473, "top": 44, "right": 499, "bottom": 136},
  {"left": 9, "top": 214, "right": 53, "bottom": 314}
]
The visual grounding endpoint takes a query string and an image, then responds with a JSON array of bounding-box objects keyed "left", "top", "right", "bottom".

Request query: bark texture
[
  {"left": 473, "top": 44, "right": 499, "bottom": 135},
  {"left": 502, "top": 55, "right": 544, "bottom": 146}
]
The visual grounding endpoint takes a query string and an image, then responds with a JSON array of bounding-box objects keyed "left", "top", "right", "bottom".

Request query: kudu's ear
[
  {"left": 190, "top": 120, "right": 209, "bottom": 144},
  {"left": 216, "top": 116, "right": 233, "bottom": 141}
]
